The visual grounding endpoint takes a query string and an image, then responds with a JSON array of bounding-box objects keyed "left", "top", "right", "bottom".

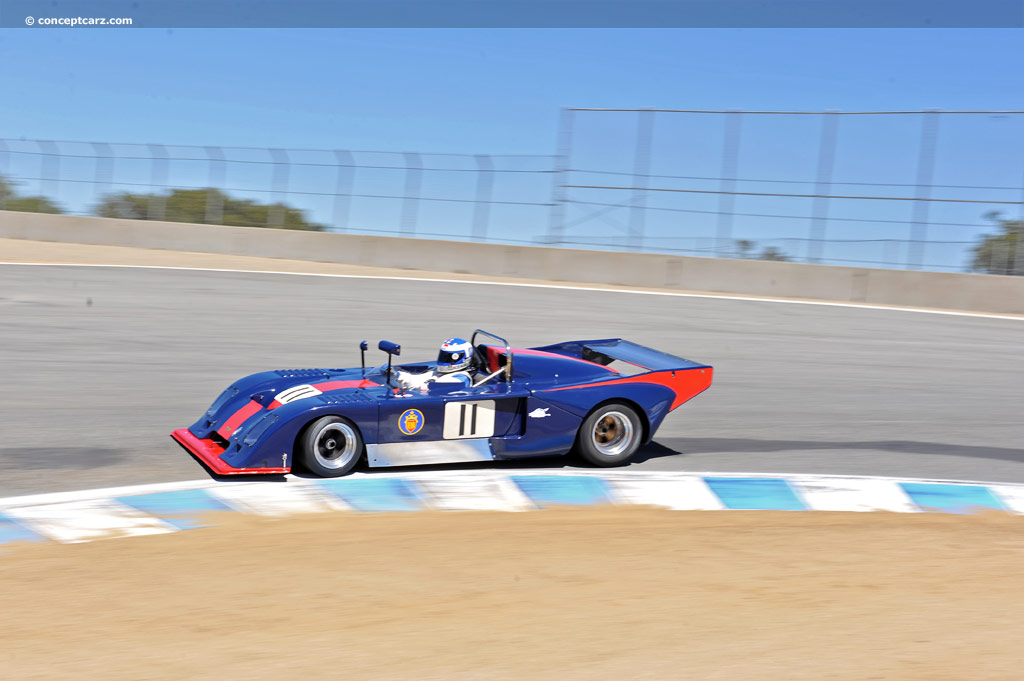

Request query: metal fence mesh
[
  {"left": 549, "top": 108, "right": 1024, "bottom": 273},
  {"left": 0, "top": 140, "right": 556, "bottom": 244},
  {"left": 2, "top": 108, "right": 1023, "bottom": 274}
]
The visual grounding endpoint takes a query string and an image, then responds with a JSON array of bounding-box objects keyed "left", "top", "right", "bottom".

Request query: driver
[{"left": 394, "top": 338, "right": 477, "bottom": 391}]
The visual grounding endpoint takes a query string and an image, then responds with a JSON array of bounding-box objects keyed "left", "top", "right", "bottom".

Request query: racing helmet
[{"left": 437, "top": 337, "right": 474, "bottom": 374}]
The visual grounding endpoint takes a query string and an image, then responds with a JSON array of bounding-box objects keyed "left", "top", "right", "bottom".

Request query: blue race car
[{"left": 172, "top": 330, "right": 713, "bottom": 477}]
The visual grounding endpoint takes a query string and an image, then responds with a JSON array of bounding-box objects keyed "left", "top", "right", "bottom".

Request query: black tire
[
  {"left": 298, "top": 416, "right": 364, "bottom": 478},
  {"left": 575, "top": 402, "right": 643, "bottom": 467}
]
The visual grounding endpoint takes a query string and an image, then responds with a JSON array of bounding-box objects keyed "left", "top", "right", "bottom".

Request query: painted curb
[{"left": 3, "top": 470, "right": 1023, "bottom": 546}]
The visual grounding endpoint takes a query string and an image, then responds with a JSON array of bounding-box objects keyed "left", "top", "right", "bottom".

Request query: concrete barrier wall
[{"left": 3, "top": 210, "right": 1023, "bottom": 314}]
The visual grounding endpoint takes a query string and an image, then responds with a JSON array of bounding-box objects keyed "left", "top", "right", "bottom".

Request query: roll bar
[{"left": 470, "top": 329, "right": 512, "bottom": 383}]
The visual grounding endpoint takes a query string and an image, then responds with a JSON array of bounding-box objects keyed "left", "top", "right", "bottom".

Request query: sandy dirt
[{"left": 3, "top": 508, "right": 1024, "bottom": 680}]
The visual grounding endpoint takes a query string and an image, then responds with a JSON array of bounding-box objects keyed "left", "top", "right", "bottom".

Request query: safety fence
[
  {"left": 0, "top": 140, "right": 555, "bottom": 244},
  {"left": 550, "top": 109, "right": 1024, "bottom": 274},
  {"left": 2, "top": 108, "right": 1023, "bottom": 274}
]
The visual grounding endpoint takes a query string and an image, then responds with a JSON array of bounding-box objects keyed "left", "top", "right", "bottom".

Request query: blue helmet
[{"left": 437, "top": 337, "right": 474, "bottom": 374}]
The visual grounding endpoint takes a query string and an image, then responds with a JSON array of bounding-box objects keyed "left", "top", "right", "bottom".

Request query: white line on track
[{"left": 2, "top": 261, "right": 1022, "bottom": 322}]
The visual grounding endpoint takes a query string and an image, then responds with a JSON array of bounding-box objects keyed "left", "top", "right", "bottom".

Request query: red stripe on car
[
  {"left": 267, "top": 379, "right": 379, "bottom": 410},
  {"left": 543, "top": 368, "right": 713, "bottom": 410},
  {"left": 312, "top": 379, "right": 379, "bottom": 392},
  {"left": 216, "top": 399, "right": 262, "bottom": 438}
]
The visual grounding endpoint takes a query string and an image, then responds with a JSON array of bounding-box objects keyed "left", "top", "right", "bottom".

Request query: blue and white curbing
[{"left": 2, "top": 470, "right": 1024, "bottom": 545}]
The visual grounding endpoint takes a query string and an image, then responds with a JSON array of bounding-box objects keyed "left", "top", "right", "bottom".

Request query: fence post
[
  {"left": 90, "top": 142, "right": 114, "bottom": 205},
  {"left": 268, "top": 148, "right": 290, "bottom": 228},
  {"left": 401, "top": 152, "right": 422, "bottom": 236},
  {"left": 808, "top": 112, "right": 839, "bottom": 263},
  {"left": 332, "top": 150, "right": 355, "bottom": 233},
  {"left": 907, "top": 110, "right": 940, "bottom": 269},
  {"left": 1014, "top": 168, "right": 1024, "bottom": 276},
  {"left": 37, "top": 140, "right": 61, "bottom": 204},
  {"left": 204, "top": 146, "right": 226, "bottom": 225},
  {"left": 628, "top": 109, "right": 654, "bottom": 251},
  {"left": 545, "top": 107, "right": 574, "bottom": 245},
  {"left": 1015, "top": 221, "right": 1024, "bottom": 276},
  {"left": 715, "top": 111, "right": 743, "bottom": 257},
  {"left": 471, "top": 154, "right": 494, "bottom": 241},
  {"left": 0, "top": 140, "right": 8, "bottom": 210},
  {"left": 147, "top": 144, "right": 168, "bottom": 221}
]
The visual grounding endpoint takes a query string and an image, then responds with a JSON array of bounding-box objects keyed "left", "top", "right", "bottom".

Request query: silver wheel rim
[
  {"left": 313, "top": 422, "right": 358, "bottom": 470},
  {"left": 591, "top": 411, "right": 634, "bottom": 457}
]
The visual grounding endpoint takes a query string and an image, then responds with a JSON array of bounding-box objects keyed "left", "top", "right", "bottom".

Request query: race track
[{"left": 2, "top": 262, "right": 1023, "bottom": 496}]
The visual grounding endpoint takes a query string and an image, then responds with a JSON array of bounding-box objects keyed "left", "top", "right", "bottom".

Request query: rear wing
[{"left": 532, "top": 338, "right": 710, "bottom": 372}]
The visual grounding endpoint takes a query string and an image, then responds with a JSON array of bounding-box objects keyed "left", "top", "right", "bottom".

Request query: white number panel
[
  {"left": 443, "top": 400, "right": 496, "bottom": 440},
  {"left": 274, "top": 384, "right": 322, "bottom": 405}
]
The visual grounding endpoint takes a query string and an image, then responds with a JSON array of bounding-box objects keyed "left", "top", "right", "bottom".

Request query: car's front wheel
[
  {"left": 299, "top": 415, "right": 364, "bottom": 477},
  {"left": 575, "top": 402, "right": 643, "bottom": 467}
]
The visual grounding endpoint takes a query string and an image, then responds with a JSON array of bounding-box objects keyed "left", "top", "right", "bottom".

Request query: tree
[
  {"left": 94, "top": 188, "right": 325, "bottom": 231},
  {"left": 734, "top": 239, "right": 756, "bottom": 258},
  {"left": 0, "top": 176, "right": 63, "bottom": 214},
  {"left": 758, "top": 246, "right": 791, "bottom": 262},
  {"left": 733, "top": 239, "right": 792, "bottom": 262},
  {"left": 970, "top": 214, "right": 1023, "bottom": 275}
]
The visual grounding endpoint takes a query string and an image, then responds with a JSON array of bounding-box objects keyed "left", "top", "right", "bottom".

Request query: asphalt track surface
[{"left": 2, "top": 263, "right": 1023, "bottom": 497}]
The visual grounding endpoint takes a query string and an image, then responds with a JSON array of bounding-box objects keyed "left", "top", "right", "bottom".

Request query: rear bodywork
[{"left": 171, "top": 338, "right": 712, "bottom": 474}]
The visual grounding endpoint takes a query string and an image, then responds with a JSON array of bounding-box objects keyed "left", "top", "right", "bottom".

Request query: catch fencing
[
  {"left": 0, "top": 140, "right": 555, "bottom": 245},
  {"left": 549, "top": 108, "right": 1024, "bottom": 273},
  {"left": 2, "top": 108, "right": 1023, "bottom": 273}
]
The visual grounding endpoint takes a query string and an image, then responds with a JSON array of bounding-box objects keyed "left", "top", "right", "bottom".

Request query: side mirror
[
  {"left": 360, "top": 340, "right": 369, "bottom": 352},
  {"left": 378, "top": 340, "right": 401, "bottom": 356},
  {"left": 378, "top": 340, "right": 401, "bottom": 389}
]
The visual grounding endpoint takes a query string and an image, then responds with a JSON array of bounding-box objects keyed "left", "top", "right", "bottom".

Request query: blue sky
[
  {"left": 1, "top": 29, "right": 1023, "bottom": 269},
  {"left": 4, "top": 30, "right": 1024, "bottom": 151}
]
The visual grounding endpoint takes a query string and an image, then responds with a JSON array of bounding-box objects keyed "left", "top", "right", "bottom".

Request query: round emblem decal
[{"left": 398, "top": 408, "right": 424, "bottom": 435}]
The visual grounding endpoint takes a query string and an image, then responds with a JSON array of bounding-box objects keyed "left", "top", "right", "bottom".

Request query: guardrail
[{"left": 2, "top": 210, "right": 1023, "bottom": 315}]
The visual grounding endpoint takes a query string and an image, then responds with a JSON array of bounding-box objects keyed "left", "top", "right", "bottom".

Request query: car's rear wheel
[
  {"left": 299, "top": 416, "right": 363, "bottom": 477},
  {"left": 575, "top": 402, "right": 643, "bottom": 467}
]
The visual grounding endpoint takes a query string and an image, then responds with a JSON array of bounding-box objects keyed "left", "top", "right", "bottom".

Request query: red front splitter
[{"left": 171, "top": 428, "right": 290, "bottom": 475}]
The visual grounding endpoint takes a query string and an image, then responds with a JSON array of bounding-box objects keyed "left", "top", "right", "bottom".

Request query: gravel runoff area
[{"left": 3, "top": 507, "right": 1024, "bottom": 681}]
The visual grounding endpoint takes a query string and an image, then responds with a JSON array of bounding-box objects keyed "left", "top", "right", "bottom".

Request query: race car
[{"left": 171, "top": 330, "right": 713, "bottom": 477}]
